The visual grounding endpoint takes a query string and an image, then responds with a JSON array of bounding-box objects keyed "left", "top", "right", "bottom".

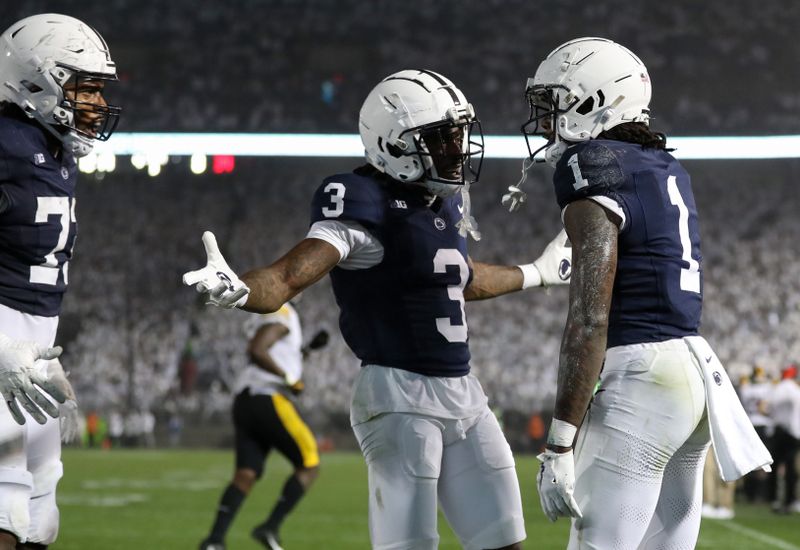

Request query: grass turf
[{"left": 54, "top": 449, "right": 799, "bottom": 549}]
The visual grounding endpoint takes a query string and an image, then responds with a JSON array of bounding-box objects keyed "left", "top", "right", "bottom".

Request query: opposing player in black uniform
[
  {"left": 184, "top": 70, "right": 571, "bottom": 549},
  {"left": 0, "top": 13, "right": 120, "bottom": 549},
  {"left": 200, "top": 303, "right": 322, "bottom": 550},
  {"left": 515, "top": 37, "right": 771, "bottom": 549}
]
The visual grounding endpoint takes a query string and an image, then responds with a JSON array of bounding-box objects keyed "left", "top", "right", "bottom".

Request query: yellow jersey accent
[{"left": 272, "top": 393, "right": 320, "bottom": 468}]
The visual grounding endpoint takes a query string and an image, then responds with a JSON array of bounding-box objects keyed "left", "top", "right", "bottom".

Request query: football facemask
[
  {"left": 61, "top": 74, "right": 121, "bottom": 143},
  {"left": 406, "top": 117, "right": 484, "bottom": 190}
]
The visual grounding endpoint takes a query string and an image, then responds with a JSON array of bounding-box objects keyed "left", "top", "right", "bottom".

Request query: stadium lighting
[
  {"left": 190, "top": 153, "right": 207, "bottom": 174},
  {"left": 93, "top": 133, "right": 800, "bottom": 161}
]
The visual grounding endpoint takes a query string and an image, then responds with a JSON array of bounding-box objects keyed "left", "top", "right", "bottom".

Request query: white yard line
[{"left": 718, "top": 521, "right": 800, "bottom": 550}]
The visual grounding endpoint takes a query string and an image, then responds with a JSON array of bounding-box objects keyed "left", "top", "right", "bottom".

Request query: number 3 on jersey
[
  {"left": 30, "top": 196, "right": 76, "bottom": 286},
  {"left": 433, "top": 249, "right": 469, "bottom": 343},
  {"left": 322, "top": 182, "right": 345, "bottom": 217}
]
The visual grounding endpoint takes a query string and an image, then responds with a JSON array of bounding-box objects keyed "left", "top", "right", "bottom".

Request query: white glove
[
  {"left": 0, "top": 333, "right": 66, "bottom": 425},
  {"left": 59, "top": 399, "right": 81, "bottom": 443},
  {"left": 533, "top": 229, "right": 572, "bottom": 286},
  {"left": 45, "top": 359, "right": 81, "bottom": 443},
  {"left": 182, "top": 231, "right": 250, "bottom": 308},
  {"left": 536, "top": 448, "right": 583, "bottom": 522}
]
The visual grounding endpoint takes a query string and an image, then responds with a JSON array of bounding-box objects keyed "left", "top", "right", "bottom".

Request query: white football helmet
[
  {"left": 359, "top": 69, "right": 484, "bottom": 197},
  {"left": 522, "top": 37, "right": 651, "bottom": 165},
  {"left": 0, "top": 13, "right": 120, "bottom": 157}
]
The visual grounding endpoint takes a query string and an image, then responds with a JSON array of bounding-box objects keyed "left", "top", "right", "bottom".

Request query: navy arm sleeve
[{"left": 553, "top": 141, "right": 627, "bottom": 212}]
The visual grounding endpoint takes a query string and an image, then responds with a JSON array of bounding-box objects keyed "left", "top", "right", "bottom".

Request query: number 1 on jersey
[{"left": 666, "top": 175, "right": 700, "bottom": 293}]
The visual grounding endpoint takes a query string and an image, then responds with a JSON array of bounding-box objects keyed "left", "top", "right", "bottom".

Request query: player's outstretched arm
[
  {"left": 183, "top": 233, "right": 340, "bottom": 314},
  {"left": 464, "top": 229, "right": 572, "bottom": 301},
  {"left": 0, "top": 332, "right": 67, "bottom": 425},
  {"left": 240, "top": 238, "right": 340, "bottom": 314}
]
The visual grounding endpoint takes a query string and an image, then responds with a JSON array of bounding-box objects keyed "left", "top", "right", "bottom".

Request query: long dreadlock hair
[{"left": 598, "top": 122, "right": 673, "bottom": 151}]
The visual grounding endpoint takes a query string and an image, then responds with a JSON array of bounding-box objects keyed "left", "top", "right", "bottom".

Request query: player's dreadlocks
[{"left": 598, "top": 122, "right": 672, "bottom": 151}]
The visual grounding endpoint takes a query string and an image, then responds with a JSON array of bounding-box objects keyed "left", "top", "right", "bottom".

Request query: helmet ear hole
[
  {"left": 576, "top": 96, "right": 595, "bottom": 115},
  {"left": 387, "top": 142, "right": 404, "bottom": 158}
]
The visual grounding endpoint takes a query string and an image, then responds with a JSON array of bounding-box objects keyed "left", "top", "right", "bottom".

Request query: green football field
[{"left": 54, "top": 449, "right": 799, "bottom": 549}]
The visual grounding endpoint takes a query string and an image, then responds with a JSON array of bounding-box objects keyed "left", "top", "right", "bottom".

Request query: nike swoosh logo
[
  {"left": 457, "top": 204, "right": 464, "bottom": 214},
  {"left": 705, "top": 356, "right": 713, "bottom": 363}
]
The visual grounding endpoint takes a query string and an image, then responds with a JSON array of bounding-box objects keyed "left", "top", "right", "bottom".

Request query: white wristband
[
  {"left": 547, "top": 418, "right": 578, "bottom": 447},
  {"left": 518, "top": 263, "right": 542, "bottom": 289}
]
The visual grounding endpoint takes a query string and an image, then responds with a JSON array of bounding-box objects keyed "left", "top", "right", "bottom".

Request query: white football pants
[
  {"left": 568, "top": 338, "right": 711, "bottom": 550},
  {"left": 353, "top": 408, "right": 526, "bottom": 550},
  {"left": 0, "top": 303, "right": 63, "bottom": 545}
]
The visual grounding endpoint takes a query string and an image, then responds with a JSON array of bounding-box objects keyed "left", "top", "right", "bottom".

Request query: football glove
[
  {"left": 284, "top": 373, "right": 305, "bottom": 396},
  {"left": 533, "top": 229, "right": 572, "bottom": 286},
  {"left": 59, "top": 399, "right": 81, "bottom": 443},
  {"left": 536, "top": 448, "right": 582, "bottom": 522},
  {"left": 0, "top": 332, "right": 67, "bottom": 425},
  {"left": 182, "top": 231, "right": 250, "bottom": 308},
  {"left": 46, "top": 359, "right": 81, "bottom": 443}
]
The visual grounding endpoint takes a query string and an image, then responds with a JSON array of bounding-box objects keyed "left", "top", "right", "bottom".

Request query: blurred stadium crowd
[
  {"left": 2, "top": 1, "right": 798, "bottom": 451},
  {"left": 6, "top": 0, "right": 800, "bottom": 135},
  {"left": 59, "top": 158, "right": 800, "bottom": 424}
]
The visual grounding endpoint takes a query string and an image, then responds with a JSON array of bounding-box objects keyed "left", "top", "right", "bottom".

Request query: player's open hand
[
  {"left": 183, "top": 231, "right": 250, "bottom": 309},
  {"left": 536, "top": 448, "right": 582, "bottom": 522},
  {"left": 0, "top": 333, "right": 67, "bottom": 425},
  {"left": 533, "top": 229, "right": 572, "bottom": 286}
]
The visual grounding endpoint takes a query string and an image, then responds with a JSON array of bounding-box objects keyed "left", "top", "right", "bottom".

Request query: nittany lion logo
[
  {"left": 216, "top": 271, "right": 235, "bottom": 291},
  {"left": 558, "top": 259, "right": 572, "bottom": 281},
  {"left": 712, "top": 371, "right": 723, "bottom": 386},
  {"left": 434, "top": 217, "right": 446, "bottom": 231}
]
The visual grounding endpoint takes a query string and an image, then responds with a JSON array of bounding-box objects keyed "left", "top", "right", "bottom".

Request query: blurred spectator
[
  {"left": 766, "top": 364, "right": 800, "bottom": 514},
  {"left": 739, "top": 365, "right": 774, "bottom": 502},
  {"left": 108, "top": 410, "right": 124, "bottom": 448},
  {"left": 702, "top": 447, "right": 736, "bottom": 519}
]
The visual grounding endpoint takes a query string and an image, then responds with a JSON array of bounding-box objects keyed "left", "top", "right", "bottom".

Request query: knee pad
[
  {"left": 0, "top": 467, "right": 34, "bottom": 543},
  {"left": 27, "top": 491, "right": 59, "bottom": 546}
]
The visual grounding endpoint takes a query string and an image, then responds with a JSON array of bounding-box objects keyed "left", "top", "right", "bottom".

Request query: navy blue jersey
[
  {"left": 553, "top": 140, "right": 702, "bottom": 347},
  {"left": 0, "top": 113, "right": 78, "bottom": 317},
  {"left": 310, "top": 170, "right": 472, "bottom": 377}
]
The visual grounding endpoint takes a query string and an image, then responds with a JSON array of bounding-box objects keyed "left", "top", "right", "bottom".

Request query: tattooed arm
[
  {"left": 240, "top": 238, "right": 340, "bottom": 313},
  {"left": 549, "top": 199, "right": 619, "bottom": 451}
]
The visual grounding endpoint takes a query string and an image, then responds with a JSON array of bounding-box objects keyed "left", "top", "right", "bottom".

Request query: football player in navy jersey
[
  {"left": 517, "top": 38, "right": 770, "bottom": 549},
  {"left": 184, "top": 70, "right": 571, "bottom": 550},
  {"left": 0, "top": 14, "right": 120, "bottom": 549}
]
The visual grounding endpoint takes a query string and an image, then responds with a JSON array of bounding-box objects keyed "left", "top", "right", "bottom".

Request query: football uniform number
[
  {"left": 30, "top": 196, "right": 75, "bottom": 286},
  {"left": 567, "top": 153, "right": 588, "bottom": 190},
  {"left": 666, "top": 175, "right": 700, "bottom": 293},
  {"left": 433, "top": 248, "right": 468, "bottom": 343},
  {"left": 322, "top": 182, "right": 345, "bottom": 218}
]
